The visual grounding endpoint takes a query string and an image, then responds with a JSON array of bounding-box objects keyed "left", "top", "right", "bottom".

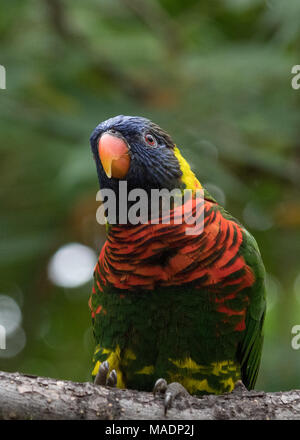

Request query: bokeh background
[{"left": 0, "top": 0, "right": 300, "bottom": 392}]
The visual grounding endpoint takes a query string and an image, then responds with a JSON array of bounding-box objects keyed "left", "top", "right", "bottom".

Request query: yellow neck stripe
[{"left": 173, "top": 147, "right": 202, "bottom": 190}]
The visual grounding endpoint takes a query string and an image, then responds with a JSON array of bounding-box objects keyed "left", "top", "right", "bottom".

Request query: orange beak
[{"left": 98, "top": 132, "right": 130, "bottom": 179}]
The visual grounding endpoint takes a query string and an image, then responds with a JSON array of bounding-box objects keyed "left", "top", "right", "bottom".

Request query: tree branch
[{"left": 0, "top": 371, "right": 300, "bottom": 419}]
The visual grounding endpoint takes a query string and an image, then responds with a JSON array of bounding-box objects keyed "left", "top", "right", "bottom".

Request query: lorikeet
[{"left": 89, "top": 115, "right": 266, "bottom": 408}]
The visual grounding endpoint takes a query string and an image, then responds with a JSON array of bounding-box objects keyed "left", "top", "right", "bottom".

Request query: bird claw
[
  {"left": 153, "top": 378, "right": 189, "bottom": 415},
  {"left": 94, "top": 360, "right": 117, "bottom": 387},
  {"left": 231, "top": 379, "right": 247, "bottom": 394},
  {"left": 106, "top": 368, "right": 117, "bottom": 387},
  {"left": 153, "top": 378, "right": 168, "bottom": 396}
]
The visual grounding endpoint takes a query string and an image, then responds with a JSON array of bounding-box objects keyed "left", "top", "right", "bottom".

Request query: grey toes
[
  {"left": 153, "top": 378, "right": 168, "bottom": 396},
  {"left": 94, "top": 361, "right": 117, "bottom": 387},
  {"left": 106, "top": 369, "right": 117, "bottom": 387},
  {"left": 163, "top": 382, "right": 189, "bottom": 415},
  {"left": 153, "top": 379, "right": 190, "bottom": 415},
  {"left": 94, "top": 360, "right": 110, "bottom": 385},
  {"left": 232, "top": 379, "right": 248, "bottom": 394}
]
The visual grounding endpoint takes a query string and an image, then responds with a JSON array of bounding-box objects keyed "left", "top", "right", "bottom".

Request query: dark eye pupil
[{"left": 146, "top": 135, "right": 154, "bottom": 144}]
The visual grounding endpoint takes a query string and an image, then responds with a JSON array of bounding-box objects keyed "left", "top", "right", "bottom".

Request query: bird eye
[{"left": 144, "top": 133, "right": 157, "bottom": 147}]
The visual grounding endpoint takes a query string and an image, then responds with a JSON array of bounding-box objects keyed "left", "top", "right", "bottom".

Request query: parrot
[{"left": 89, "top": 115, "right": 266, "bottom": 411}]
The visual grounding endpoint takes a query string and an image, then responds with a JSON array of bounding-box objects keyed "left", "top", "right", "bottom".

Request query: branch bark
[{"left": 0, "top": 371, "right": 299, "bottom": 420}]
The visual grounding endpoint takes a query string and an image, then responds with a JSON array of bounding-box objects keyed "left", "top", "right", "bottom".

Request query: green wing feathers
[{"left": 238, "top": 229, "right": 266, "bottom": 389}]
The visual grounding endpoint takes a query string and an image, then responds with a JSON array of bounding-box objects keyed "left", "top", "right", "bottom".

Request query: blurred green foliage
[{"left": 0, "top": 0, "right": 300, "bottom": 391}]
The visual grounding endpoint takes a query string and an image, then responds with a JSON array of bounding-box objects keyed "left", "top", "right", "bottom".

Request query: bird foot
[
  {"left": 231, "top": 379, "right": 248, "bottom": 395},
  {"left": 153, "top": 378, "right": 190, "bottom": 415},
  {"left": 94, "top": 360, "right": 117, "bottom": 387}
]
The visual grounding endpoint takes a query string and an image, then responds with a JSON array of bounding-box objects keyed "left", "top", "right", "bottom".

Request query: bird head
[{"left": 90, "top": 115, "right": 201, "bottom": 194}]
